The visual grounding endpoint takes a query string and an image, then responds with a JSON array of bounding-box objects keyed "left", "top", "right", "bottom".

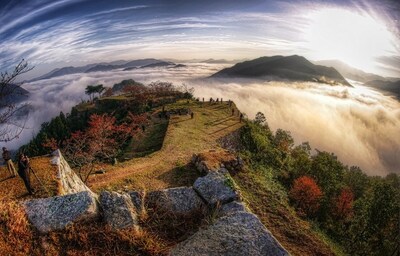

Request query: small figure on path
[
  {"left": 2, "top": 147, "right": 17, "bottom": 177},
  {"left": 18, "top": 154, "right": 34, "bottom": 195},
  {"left": 191, "top": 112, "right": 194, "bottom": 119}
]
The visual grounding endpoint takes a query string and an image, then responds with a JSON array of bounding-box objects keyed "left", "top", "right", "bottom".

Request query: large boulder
[
  {"left": 146, "top": 187, "right": 205, "bottom": 216},
  {"left": 170, "top": 211, "right": 289, "bottom": 256},
  {"left": 24, "top": 191, "right": 98, "bottom": 233},
  {"left": 193, "top": 170, "right": 239, "bottom": 206},
  {"left": 218, "top": 201, "right": 248, "bottom": 217},
  {"left": 100, "top": 191, "right": 139, "bottom": 230}
]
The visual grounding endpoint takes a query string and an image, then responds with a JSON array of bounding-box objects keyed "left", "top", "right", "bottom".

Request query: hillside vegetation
[{"left": 1, "top": 79, "right": 398, "bottom": 255}]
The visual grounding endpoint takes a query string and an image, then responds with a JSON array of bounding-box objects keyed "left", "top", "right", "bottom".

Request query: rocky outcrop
[
  {"left": 170, "top": 211, "right": 289, "bottom": 256},
  {"left": 217, "top": 128, "right": 243, "bottom": 152},
  {"left": 170, "top": 168, "right": 289, "bottom": 255},
  {"left": 221, "top": 156, "right": 244, "bottom": 175},
  {"left": 51, "top": 149, "right": 93, "bottom": 195},
  {"left": 100, "top": 191, "right": 140, "bottom": 230},
  {"left": 193, "top": 170, "right": 239, "bottom": 205},
  {"left": 129, "top": 191, "right": 145, "bottom": 215},
  {"left": 218, "top": 201, "right": 247, "bottom": 217},
  {"left": 191, "top": 154, "right": 211, "bottom": 174},
  {"left": 24, "top": 191, "right": 98, "bottom": 233},
  {"left": 147, "top": 187, "right": 205, "bottom": 216},
  {"left": 191, "top": 151, "right": 244, "bottom": 175}
]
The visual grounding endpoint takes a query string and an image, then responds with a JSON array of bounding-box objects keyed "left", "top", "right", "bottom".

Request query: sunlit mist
[
  {"left": 4, "top": 64, "right": 399, "bottom": 176},
  {"left": 303, "top": 7, "right": 397, "bottom": 73}
]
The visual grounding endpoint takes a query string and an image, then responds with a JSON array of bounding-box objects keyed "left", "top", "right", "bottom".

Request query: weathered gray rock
[
  {"left": 219, "top": 201, "right": 248, "bottom": 217},
  {"left": 170, "top": 211, "right": 289, "bottom": 256},
  {"left": 100, "top": 191, "right": 139, "bottom": 230},
  {"left": 24, "top": 191, "right": 99, "bottom": 233},
  {"left": 128, "top": 191, "right": 145, "bottom": 215},
  {"left": 193, "top": 171, "right": 239, "bottom": 205},
  {"left": 52, "top": 149, "right": 94, "bottom": 195},
  {"left": 147, "top": 187, "right": 205, "bottom": 215}
]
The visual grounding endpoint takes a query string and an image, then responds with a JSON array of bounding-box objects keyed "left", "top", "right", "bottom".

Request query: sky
[{"left": 1, "top": 0, "right": 400, "bottom": 79}]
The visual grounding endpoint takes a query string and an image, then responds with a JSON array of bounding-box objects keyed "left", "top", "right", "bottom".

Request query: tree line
[{"left": 240, "top": 112, "right": 399, "bottom": 256}]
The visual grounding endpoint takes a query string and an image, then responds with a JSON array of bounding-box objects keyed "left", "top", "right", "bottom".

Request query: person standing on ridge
[
  {"left": 18, "top": 153, "right": 34, "bottom": 195},
  {"left": 2, "top": 147, "right": 17, "bottom": 177}
]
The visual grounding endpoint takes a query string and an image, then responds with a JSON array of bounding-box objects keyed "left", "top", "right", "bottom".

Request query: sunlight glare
[{"left": 304, "top": 8, "right": 396, "bottom": 72}]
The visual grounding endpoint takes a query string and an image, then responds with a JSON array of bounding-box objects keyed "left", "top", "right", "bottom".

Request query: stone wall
[
  {"left": 51, "top": 149, "right": 93, "bottom": 196},
  {"left": 24, "top": 150, "right": 289, "bottom": 255}
]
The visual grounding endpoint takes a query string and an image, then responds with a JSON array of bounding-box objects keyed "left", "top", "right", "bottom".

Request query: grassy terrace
[{"left": 88, "top": 100, "right": 243, "bottom": 192}]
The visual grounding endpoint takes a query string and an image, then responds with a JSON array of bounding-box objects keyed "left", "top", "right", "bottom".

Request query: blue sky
[{"left": 1, "top": 0, "right": 399, "bottom": 78}]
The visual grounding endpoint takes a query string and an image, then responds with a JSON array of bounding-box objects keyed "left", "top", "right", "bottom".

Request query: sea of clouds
[{"left": 4, "top": 63, "right": 399, "bottom": 176}]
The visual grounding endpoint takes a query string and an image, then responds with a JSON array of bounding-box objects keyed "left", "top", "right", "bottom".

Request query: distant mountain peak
[{"left": 211, "top": 55, "right": 351, "bottom": 86}]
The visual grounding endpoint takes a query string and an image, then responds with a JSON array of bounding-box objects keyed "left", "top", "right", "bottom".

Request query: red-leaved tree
[
  {"left": 289, "top": 176, "right": 323, "bottom": 217},
  {"left": 63, "top": 113, "right": 137, "bottom": 183},
  {"left": 127, "top": 112, "right": 149, "bottom": 130},
  {"left": 332, "top": 187, "right": 354, "bottom": 220}
]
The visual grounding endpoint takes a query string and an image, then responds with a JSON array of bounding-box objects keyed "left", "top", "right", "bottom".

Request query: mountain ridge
[
  {"left": 211, "top": 55, "right": 351, "bottom": 86},
  {"left": 30, "top": 58, "right": 174, "bottom": 81},
  {"left": 314, "top": 59, "right": 400, "bottom": 83},
  {"left": 364, "top": 79, "right": 400, "bottom": 100}
]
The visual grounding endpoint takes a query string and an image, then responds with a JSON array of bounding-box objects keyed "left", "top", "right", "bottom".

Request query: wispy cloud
[
  {"left": 0, "top": 0, "right": 84, "bottom": 35},
  {"left": 89, "top": 5, "right": 150, "bottom": 16},
  {"left": 1, "top": 1, "right": 399, "bottom": 77}
]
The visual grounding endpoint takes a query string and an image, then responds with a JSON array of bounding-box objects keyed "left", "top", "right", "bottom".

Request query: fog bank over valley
[{"left": 7, "top": 63, "right": 400, "bottom": 176}]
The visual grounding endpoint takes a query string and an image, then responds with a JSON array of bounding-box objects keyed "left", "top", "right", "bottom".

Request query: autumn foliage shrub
[
  {"left": 332, "top": 187, "right": 354, "bottom": 220},
  {"left": 289, "top": 176, "right": 323, "bottom": 217}
]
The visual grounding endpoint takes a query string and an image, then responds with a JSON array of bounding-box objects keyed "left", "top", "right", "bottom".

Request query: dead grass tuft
[
  {"left": 0, "top": 199, "right": 34, "bottom": 255},
  {"left": 143, "top": 207, "right": 206, "bottom": 245}
]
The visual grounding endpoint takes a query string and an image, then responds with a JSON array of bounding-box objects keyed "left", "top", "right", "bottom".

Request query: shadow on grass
[
  {"left": 157, "top": 162, "right": 201, "bottom": 188},
  {"left": 208, "top": 121, "right": 241, "bottom": 135},
  {"left": 122, "top": 120, "right": 169, "bottom": 160},
  {"left": 205, "top": 116, "right": 236, "bottom": 126}
]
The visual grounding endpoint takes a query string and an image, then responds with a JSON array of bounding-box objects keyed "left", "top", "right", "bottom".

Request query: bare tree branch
[{"left": 0, "top": 59, "right": 33, "bottom": 142}]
